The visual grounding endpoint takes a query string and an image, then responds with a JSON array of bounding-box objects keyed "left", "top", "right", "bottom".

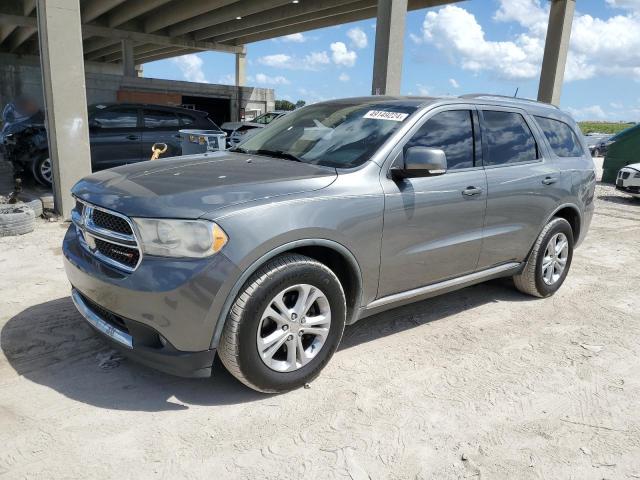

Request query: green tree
[
  {"left": 295, "top": 100, "right": 306, "bottom": 109},
  {"left": 275, "top": 99, "right": 295, "bottom": 111}
]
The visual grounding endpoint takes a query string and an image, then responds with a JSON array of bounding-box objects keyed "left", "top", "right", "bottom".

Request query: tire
[
  {"left": 513, "top": 217, "right": 574, "bottom": 298},
  {"left": 0, "top": 195, "right": 44, "bottom": 217},
  {"left": 31, "top": 154, "right": 52, "bottom": 187},
  {"left": 218, "top": 253, "right": 346, "bottom": 393},
  {"left": 0, "top": 206, "right": 36, "bottom": 237}
]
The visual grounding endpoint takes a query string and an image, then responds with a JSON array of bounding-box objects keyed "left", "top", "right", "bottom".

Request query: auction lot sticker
[{"left": 363, "top": 110, "right": 409, "bottom": 121}]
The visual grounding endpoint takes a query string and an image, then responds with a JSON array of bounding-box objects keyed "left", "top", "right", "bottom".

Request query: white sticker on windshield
[{"left": 363, "top": 110, "right": 409, "bottom": 122}]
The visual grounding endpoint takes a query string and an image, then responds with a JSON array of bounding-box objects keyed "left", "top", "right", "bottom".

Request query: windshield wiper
[
  {"left": 228, "top": 147, "right": 248, "bottom": 153},
  {"left": 253, "top": 149, "right": 303, "bottom": 162}
]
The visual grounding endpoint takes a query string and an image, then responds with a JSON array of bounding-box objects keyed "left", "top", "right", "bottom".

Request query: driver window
[{"left": 405, "top": 110, "right": 475, "bottom": 170}]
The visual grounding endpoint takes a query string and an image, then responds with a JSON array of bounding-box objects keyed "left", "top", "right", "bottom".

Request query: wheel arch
[
  {"left": 210, "top": 239, "right": 363, "bottom": 349},
  {"left": 548, "top": 203, "right": 581, "bottom": 242}
]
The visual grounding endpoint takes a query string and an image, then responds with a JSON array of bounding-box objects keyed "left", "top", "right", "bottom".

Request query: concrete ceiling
[{"left": 0, "top": 0, "right": 460, "bottom": 65}]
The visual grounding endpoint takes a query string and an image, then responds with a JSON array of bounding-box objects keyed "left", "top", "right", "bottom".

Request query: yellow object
[
  {"left": 211, "top": 223, "right": 228, "bottom": 253},
  {"left": 150, "top": 143, "right": 168, "bottom": 160}
]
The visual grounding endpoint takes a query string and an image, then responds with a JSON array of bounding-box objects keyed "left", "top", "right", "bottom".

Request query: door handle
[
  {"left": 126, "top": 134, "right": 139, "bottom": 141},
  {"left": 462, "top": 186, "right": 482, "bottom": 196},
  {"left": 542, "top": 176, "right": 557, "bottom": 185}
]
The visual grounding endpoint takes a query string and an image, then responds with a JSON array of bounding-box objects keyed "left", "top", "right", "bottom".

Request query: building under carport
[{"left": 0, "top": 0, "right": 576, "bottom": 217}]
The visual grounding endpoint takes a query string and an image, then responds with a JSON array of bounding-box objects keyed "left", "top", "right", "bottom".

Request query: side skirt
[{"left": 353, "top": 262, "right": 522, "bottom": 323}]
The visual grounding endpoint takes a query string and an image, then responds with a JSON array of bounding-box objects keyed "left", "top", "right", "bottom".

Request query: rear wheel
[
  {"left": 513, "top": 217, "right": 574, "bottom": 298},
  {"left": 31, "top": 154, "right": 52, "bottom": 187},
  {"left": 218, "top": 253, "right": 346, "bottom": 393}
]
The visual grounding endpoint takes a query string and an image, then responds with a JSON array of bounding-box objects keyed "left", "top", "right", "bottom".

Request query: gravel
[{"left": 0, "top": 183, "right": 639, "bottom": 479}]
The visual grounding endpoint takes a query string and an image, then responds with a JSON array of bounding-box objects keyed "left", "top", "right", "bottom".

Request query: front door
[{"left": 378, "top": 108, "right": 487, "bottom": 298}]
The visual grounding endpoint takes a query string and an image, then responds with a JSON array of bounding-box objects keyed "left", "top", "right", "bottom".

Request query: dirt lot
[{"left": 1, "top": 183, "right": 639, "bottom": 479}]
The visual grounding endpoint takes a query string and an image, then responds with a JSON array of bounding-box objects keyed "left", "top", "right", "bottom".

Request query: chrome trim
[
  {"left": 71, "top": 289, "right": 133, "bottom": 349},
  {"left": 367, "top": 262, "right": 521, "bottom": 309},
  {"left": 72, "top": 198, "right": 143, "bottom": 272}
]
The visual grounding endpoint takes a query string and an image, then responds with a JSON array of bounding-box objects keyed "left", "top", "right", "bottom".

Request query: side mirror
[{"left": 391, "top": 147, "right": 447, "bottom": 178}]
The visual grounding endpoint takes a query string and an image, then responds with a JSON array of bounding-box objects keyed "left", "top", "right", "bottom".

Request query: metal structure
[{"left": 0, "top": 0, "right": 576, "bottom": 217}]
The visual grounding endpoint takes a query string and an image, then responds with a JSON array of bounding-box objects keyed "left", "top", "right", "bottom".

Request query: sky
[{"left": 143, "top": 0, "right": 640, "bottom": 122}]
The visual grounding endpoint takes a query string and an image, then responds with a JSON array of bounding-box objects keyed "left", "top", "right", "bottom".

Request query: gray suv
[{"left": 63, "top": 95, "right": 596, "bottom": 393}]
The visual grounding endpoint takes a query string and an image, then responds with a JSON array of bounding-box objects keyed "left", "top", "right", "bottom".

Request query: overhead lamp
[{"left": 236, "top": 16, "right": 242, "bottom": 20}]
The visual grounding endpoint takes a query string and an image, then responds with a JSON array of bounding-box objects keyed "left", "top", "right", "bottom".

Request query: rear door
[
  {"left": 141, "top": 108, "right": 182, "bottom": 161},
  {"left": 89, "top": 106, "right": 141, "bottom": 170},
  {"left": 476, "top": 107, "right": 563, "bottom": 268},
  {"left": 378, "top": 107, "right": 487, "bottom": 297}
]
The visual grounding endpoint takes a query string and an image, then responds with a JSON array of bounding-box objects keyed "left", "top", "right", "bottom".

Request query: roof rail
[{"left": 459, "top": 93, "right": 559, "bottom": 109}]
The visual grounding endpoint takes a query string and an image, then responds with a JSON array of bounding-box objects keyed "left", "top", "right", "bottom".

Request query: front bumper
[
  {"left": 71, "top": 289, "right": 216, "bottom": 377},
  {"left": 616, "top": 168, "right": 640, "bottom": 197},
  {"left": 63, "top": 224, "right": 241, "bottom": 376}
]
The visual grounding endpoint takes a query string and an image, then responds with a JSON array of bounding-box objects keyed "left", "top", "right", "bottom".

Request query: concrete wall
[{"left": 0, "top": 53, "right": 275, "bottom": 122}]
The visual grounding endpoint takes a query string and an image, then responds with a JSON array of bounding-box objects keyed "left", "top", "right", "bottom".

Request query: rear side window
[
  {"left": 405, "top": 110, "right": 475, "bottom": 170},
  {"left": 482, "top": 111, "right": 538, "bottom": 166},
  {"left": 534, "top": 116, "right": 583, "bottom": 157},
  {"left": 143, "top": 109, "right": 180, "bottom": 128}
]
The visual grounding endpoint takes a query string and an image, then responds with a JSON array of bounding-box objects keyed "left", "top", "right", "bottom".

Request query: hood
[
  {"left": 220, "top": 121, "right": 243, "bottom": 131},
  {"left": 72, "top": 151, "right": 337, "bottom": 218},
  {"left": 623, "top": 163, "right": 640, "bottom": 171}
]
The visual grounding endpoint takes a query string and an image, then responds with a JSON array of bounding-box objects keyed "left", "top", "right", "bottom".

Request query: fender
[
  {"left": 210, "top": 238, "right": 363, "bottom": 349},
  {"left": 525, "top": 202, "right": 582, "bottom": 259}
]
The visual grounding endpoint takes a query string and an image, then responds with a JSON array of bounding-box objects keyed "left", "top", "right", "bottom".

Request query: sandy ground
[{"left": 1, "top": 182, "right": 639, "bottom": 479}]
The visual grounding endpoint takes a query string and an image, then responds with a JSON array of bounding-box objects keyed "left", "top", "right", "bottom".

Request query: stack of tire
[{"left": 0, "top": 195, "right": 43, "bottom": 237}]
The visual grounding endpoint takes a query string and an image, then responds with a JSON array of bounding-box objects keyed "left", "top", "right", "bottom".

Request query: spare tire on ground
[
  {"left": 0, "top": 206, "right": 36, "bottom": 237},
  {"left": 0, "top": 195, "right": 44, "bottom": 218}
]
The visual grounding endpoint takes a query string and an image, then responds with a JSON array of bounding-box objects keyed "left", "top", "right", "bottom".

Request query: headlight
[{"left": 132, "top": 218, "right": 227, "bottom": 258}]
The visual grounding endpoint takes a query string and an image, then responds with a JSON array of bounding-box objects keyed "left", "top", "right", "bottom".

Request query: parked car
[
  {"left": 602, "top": 123, "right": 640, "bottom": 183},
  {"left": 0, "top": 102, "right": 221, "bottom": 186},
  {"left": 584, "top": 133, "right": 612, "bottom": 157},
  {"left": 615, "top": 163, "right": 640, "bottom": 198},
  {"left": 63, "top": 95, "right": 595, "bottom": 393},
  {"left": 221, "top": 111, "right": 287, "bottom": 147}
]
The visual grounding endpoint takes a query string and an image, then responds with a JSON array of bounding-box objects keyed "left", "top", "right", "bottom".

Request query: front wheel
[
  {"left": 218, "top": 253, "right": 346, "bottom": 393},
  {"left": 513, "top": 217, "right": 574, "bottom": 298}
]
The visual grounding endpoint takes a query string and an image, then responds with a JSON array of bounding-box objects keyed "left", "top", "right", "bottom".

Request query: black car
[{"left": 0, "top": 102, "right": 221, "bottom": 186}]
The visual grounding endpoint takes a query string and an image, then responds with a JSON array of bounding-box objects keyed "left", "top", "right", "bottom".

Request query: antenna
[{"left": 514, "top": 88, "right": 519, "bottom": 98}]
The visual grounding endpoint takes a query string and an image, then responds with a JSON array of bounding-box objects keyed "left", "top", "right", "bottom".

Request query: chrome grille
[{"left": 72, "top": 199, "right": 142, "bottom": 272}]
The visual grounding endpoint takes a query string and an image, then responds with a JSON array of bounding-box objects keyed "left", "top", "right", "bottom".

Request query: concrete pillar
[
  {"left": 122, "top": 39, "right": 136, "bottom": 77},
  {"left": 537, "top": 0, "right": 575, "bottom": 105},
  {"left": 371, "top": 0, "right": 407, "bottom": 96},
  {"left": 37, "top": 0, "right": 92, "bottom": 219},
  {"left": 235, "top": 50, "right": 246, "bottom": 87}
]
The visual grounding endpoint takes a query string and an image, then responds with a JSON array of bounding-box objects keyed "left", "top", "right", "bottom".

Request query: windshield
[
  {"left": 236, "top": 101, "right": 417, "bottom": 168},
  {"left": 253, "top": 112, "right": 280, "bottom": 124}
]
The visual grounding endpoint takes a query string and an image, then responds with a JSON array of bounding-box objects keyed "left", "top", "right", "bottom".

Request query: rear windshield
[{"left": 236, "top": 102, "right": 417, "bottom": 168}]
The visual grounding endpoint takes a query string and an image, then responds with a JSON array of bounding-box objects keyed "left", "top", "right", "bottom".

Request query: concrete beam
[
  {"left": 169, "top": 0, "right": 291, "bottom": 38},
  {"left": 0, "top": 13, "right": 36, "bottom": 28},
  {"left": 371, "top": 0, "right": 407, "bottom": 95},
  {"left": 8, "top": 26, "right": 37, "bottom": 52},
  {"left": 143, "top": 0, "right": 239, "bottom": 33},
  {"left": 122, "top": 39, "right": 135, "bottom": 76},
  {"left": 82, "top": 0, "right": 127, "bottom": 23},
  {"left": 196, "top": 0, "right": 368, "bottom": 41},
  {"left": 82, "top": 36, "right": 119, "bottom": 54},
  {"left": 235, "top": 50, "right": 246, "bottom": 87},
  {"left": 102, "top": 43, "right": 164, "bottom": 63},
  {"left": 107, "top": 0, "right": 172, "bottom": 28},
  {"left": 136, "top": 48, "right": 199, "bottom": 64},
  {"left": 37, "top": 0, "right": 92, "bottom": 219},
  {"left": 538, "top": 0, "right": 575, "bottom": 105},
  {"left": 224, "top": 0, "right": 453, "bottom": 45},
  {"left": 82, "top": 23, "right": 243, "bottom": 54}
]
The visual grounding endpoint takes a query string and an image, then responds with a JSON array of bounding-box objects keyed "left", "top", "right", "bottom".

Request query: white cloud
[
  {"left": 254, "top": 73, "right": 290, "bottom": 85},
  {"left": 449, "top": 78, "right": 460, "bottom": 89},
  {"left": 414, "top": 1, "right": 640, "bottom": 83},
  {"left": 606, "top": 0, "right": 640, "bottom": 11},
  {"left": 347, "top": 27, "right": 368, "bottom": 49},
  {"left": 330, "top": 42, "right": 357, "bottom": 67},
  {"left": 409, "top": 33, "right": 424, "bottom": 45},
  {"left": 338, "top": 73, "right": 350, "bottom": 82},
  {"left": 258, "top": 51, "right": 330, "bottom": 70},
  {"left": 282, "top": 33, "right": 306, "bottom": 43},
  {"left": 416, "top": 84, "right": 431, "bottom": 96},
  {"left": 217, "top": 73, "right": 234, "bottom": 85},
  {"left": 171, "top": 54, "right": 208, "bottom": 83},
  {"left": 566, "top": 105, "right": 607, "bottom": 120}
]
